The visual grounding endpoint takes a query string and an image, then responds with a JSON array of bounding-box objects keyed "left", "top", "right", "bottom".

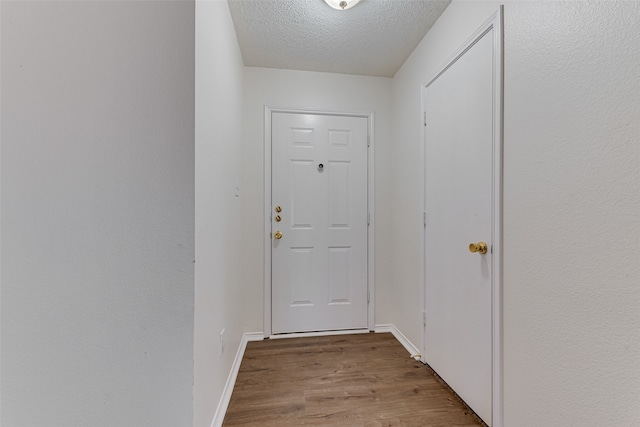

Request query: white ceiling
[{"left": 227, "top": 0, "right": 451, "bottom": 77}]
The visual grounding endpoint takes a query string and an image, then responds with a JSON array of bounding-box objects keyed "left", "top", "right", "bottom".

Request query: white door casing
[
  {"left": 269, "top": 111, "right": 370, "bottom": 334},
  {"left": 423, "top": 9, "right": 503, "bottom": 427}
]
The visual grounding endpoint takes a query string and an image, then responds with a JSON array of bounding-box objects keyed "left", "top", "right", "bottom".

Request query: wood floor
[{"left": 223, "top": 332, "right": 485, "bottom": 426}]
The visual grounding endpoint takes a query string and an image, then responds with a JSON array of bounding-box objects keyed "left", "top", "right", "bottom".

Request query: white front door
[
  {"left": 271, "top": 112, "right": 368, "bottom": 334},
  {"left": 423, "top": 24, "right": 500, "bottom": 426}
]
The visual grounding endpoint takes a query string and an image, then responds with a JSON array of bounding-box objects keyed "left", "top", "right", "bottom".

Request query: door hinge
[
  {"left": 367, "top": 212, "right": 370, "bottom": 226},
  {"left": 367, "top": 133, "right": 370, "bottom": 147},
  {"left": 423, "top": 211, "right": 427, "bottom": 227},
  {"left": 423, "top": 311, "right": 427, "bottom": 326},
  {"left": 367, "top": 290, "right": 370, "bottom": 303},
  {"left": 424, "top": 112, "right": 427, "bottom": 127}
]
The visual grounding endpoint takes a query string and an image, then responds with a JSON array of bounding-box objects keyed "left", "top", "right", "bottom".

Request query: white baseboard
[
  {"left": 210, "top": 332, "right": 264, "bottom": 427},
  {"left": 374, "top": 324, "right": 421, "bottom": 359},
  {"left": 268, "top": 328, "right": 370, "bottom": 339}
]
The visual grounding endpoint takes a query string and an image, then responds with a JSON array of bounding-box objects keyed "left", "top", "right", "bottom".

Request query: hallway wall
[
  {"left": 194, "top": 1, "right": 247, "bottom": 427},
  {"left": 391, "top": 1, "right": 640, "bottom": 425},
  {"left": 502, "top": 2, "right": 640, "bottom": 425},
  {"left": 1, "top": 2, "right": 195, "bottom": 426}
]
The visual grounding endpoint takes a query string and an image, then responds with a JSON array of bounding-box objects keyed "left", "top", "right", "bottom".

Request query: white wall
[
  {"left": 390, "top": 0, "right": 501, "bottom": 352},
  {"left": 241, "top": 67, "right": 392, "bottom": 331},
  {"left": 502, "top": 2, "right": 640, "bottom": 425},
  {"left": 1, "top": 2, "right": 195, "bottom": 426},
  {"left": 193, "top": 2, "right": 246, "bottom": 426},
  {"left": 392, "top": 1, "right": 640, "bottom": 425},
  {"left": 0, "top": 3, "right": 3, "bottom": 420}
]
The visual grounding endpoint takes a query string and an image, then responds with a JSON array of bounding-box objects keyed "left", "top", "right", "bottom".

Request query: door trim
[
  {"left": 421, "top": 7, "right": 503, "bottom": 427},
  {"left": 263, "top": 107, "right": 375, "bottom": 337}
]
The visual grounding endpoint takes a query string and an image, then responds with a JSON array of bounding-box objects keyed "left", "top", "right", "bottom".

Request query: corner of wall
[
  {"left": 194, "top": 1, "right": 255, "bottom": 426},
  {"left": 209, "top": 333, "right": 264, "bottom": 427}
]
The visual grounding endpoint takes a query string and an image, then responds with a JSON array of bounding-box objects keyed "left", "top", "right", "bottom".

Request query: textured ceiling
[{"left": 227, "top": 0, "right": 451, "bottom": 77}]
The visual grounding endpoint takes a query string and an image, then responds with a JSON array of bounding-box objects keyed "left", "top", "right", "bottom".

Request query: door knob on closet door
[
  {"left": 274, "top": 231, "right": 283, "bottom": 240},
  {"left": 468, "top": 242, "right": 488, "bottom": 254}
]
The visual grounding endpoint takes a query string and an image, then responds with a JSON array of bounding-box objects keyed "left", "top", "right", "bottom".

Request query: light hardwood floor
[{"left": 223, "top": 332, "right": 485, "bottom": 426}]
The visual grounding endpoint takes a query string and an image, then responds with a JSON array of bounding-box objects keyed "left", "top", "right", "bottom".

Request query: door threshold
[{"left": 268, "top": 328, "right": 371, "bottom": 339}]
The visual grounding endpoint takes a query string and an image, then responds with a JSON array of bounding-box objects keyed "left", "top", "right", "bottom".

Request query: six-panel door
[{"left": 271, "top": 112, "right": 368, "bottom": 334}]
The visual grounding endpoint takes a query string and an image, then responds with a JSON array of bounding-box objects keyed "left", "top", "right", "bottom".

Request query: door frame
[
  {"left": 421, "top": 7, "right": 503, "bottom": 427},
  {"left": 263, "top": 107, "right": 375, "bottom": 337}
]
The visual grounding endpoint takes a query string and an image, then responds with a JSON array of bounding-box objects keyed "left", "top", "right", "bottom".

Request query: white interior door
[
  {"left": 423, "top": 28, "right": 497, "bottom": 425},
  {"left": 271, "top": 112, "right": 368, "bottom": 334}
]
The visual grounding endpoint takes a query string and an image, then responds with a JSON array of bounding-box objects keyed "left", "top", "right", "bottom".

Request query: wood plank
[{"left": 223, "top": 333, "right": 485, "bottom": 426}]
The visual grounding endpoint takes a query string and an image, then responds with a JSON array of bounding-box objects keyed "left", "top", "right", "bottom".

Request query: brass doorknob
[
  {"left": 274, "top": 231, "right": 283, "bottom": 240},
  {"left": 469, "top": 242, "right": 488, "bottom": 254}
]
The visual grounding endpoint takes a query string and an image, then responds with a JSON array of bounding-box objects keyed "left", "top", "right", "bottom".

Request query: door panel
[
  {"left": 272, "top": 112, "right": 368, "bottom": 334},
  {"left": 424, "top": 29, "right": 495, "bottom": 425}
]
